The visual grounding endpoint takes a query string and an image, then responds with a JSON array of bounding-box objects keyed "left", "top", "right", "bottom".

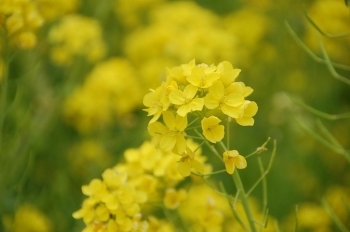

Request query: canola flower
[
  {"left": 144, "top": 60, "right": 258, "bottom": 175},
  {"left": 73, "top": 140, "right": 211, "bottom": 232},
  {"left": 0, "top": 0, "right": 44, "bottom": 49},
  {"left": 63, "top": 58, "right": 142, "bottom": 133},
  {"left": 48, "top": 14, "right": 106, "bottom": 66}
]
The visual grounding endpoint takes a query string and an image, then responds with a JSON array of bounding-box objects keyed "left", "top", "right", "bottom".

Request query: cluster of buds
[{"left": 143, "top": 60, "right": 258, "bottom": 175}]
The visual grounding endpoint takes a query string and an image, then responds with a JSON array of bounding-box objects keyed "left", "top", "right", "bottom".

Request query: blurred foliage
[{"left": 0, "top": 0, "right": 349, "bottom": 231}]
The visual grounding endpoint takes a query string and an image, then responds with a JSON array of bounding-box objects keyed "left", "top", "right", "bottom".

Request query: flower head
[
  {"left": 177, "top": 147, "right": 205, "bottom": 176},
  {"left": 169, "top": 84, "right": 204, "bottom": 116},
  {"left": 235, "top": 101, "right": 258, "bottom": 126},
  {"left": 201, "top": 116, "right": 224, "bottom": 143},
  {"left": 223, "top": 150, "right": 247, "bottom": 174},
  {"left": 148, "top": 111, "right": 188, "bottom": 154},
  {"left": 143, "top": 84, "right": 171, "bottom": 124},
  {"left": 186, "top": 64, "right": 220, "bottom": 88}
]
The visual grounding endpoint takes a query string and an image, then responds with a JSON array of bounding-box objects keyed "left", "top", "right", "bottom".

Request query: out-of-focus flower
[
  {"left": 114, "top": 0, "right": 165, "bottom": 29},
  {"left": 0, "top": 0, "right": 44, "bottom": 49},
  {"left": 223, "top": 150, "right": 247, "bottom": 174},
  {"left": 48, "top": 14, "right": 106, "bottom": 66},
  {"left": 37, "top": 0, "right": 80, "bottom": 20},
  {"left": 305, "top": 0, "right": 350, "bottom": 65},
  {"left": 177, "top": 147, "right": 205, "bottom": 177},
  {"left": 163, "top": 188, "right": 187, "bottom": 209},
  {"left": 2, "top": 204, "right": 52, "bottom": 232},
  {"left": 63, "top": 58, "right": 141, "bottom": 133},
  {"left": 123, "top": 1, "right": 238, "bottom": 89}
]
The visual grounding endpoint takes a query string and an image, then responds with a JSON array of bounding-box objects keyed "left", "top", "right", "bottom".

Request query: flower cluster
[
  {"left": 48, "top": 14, "right": 106, "bottom": 66},
  {"left": 144, "top": 60, "right": 258, "bottom": 175},
  {"left": 0, "top": 0, "right": 44, "bottom": 49},
  {"left": 63, "top": 58, "right": 142, "bottom": 133},
  {"left": 73, "top": 140, "right": 211, "bottom": 232}
]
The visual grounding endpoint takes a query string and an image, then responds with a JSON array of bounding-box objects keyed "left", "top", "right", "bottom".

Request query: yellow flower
[
  {"left": 148, "top": 111, "right": 187, "bottom": 154},
  {"left": 164, "top": 188, "right": 187, "bottom": 209},
  {"left": 201, "top": 116, "right": 224, "bottom": 143},
  {"left": 177, "top": 147, "right": 205, "bottom": 177},
  {"left": 143, "top": 84, "right": 171, "bottom": 124},
  {"left": 3, "top": 204, "right": 52, "bottom": 232},
  {"left": 217, "top": 61, "right": 241, "bottom": 86},
  {"left": 235, "top": 101, "right": 258, "bottom": 126},
  {"left": 186, "top": 63, "right": 220, "bottom": 88},
  {"left": 223, "top": 150, "right": 247, "bottom": 174},
  {"left": 169, "top": 84, "right": 204, "bottom": 116},
  {"left": 204, "top": 81, "right": 245, "bottom": 118}
]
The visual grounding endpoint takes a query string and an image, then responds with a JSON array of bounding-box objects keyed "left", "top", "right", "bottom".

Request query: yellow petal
[
  {"left": 236, "top": 117, "right": 254, "bottom": 126},
  {"left": 177, "top": 160, "right": 192, "bottom": 177},
  {"left": 224, "top": 158, "right": 235, "bottom": 174},
  {"left": 169, "top": 89, "right": 185, "bottom": 105},
  {"left": 244, "top": 101, "right": 258, "bottom": 117},
  {"left": 160, "top": 135, "right": 177, "bottom": 151},
  {"left": 183, "top": 84, "right": 198, "bottom": 99},
  {"left": 234, "top": 155, "right": 247, "bottom": 169},
  {"left": 163, "top": 111, "right": 176, "bottom": 129}
]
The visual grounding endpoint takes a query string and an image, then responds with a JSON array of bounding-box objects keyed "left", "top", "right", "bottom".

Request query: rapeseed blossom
[
  {"left": 144, "top": 60, "right": 257, "bottom": 176},
  {"left": 73, "top": 140, "right": 210, "bottom": 231},
  {"left": 0, "top": 0, "right": 44, "bottom": 49},
  {"left": 63, "top": 58, "right": 141, "bottom": 132},
  {"left": 223, "top": 150, "right": 247, "bottom": 174},
  {"left": 48, "top": 14, "right": 105, "bottom": 65}
]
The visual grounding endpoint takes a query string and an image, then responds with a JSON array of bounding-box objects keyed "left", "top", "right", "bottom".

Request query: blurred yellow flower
[
  {"left": 223, "top": 150, "right": 247, "bottom": 174},
  {"left": 48, "top": 14, "right": 105, "bottom": 65},
  {"left": 164, "top": 188, "right": 187, "bottom": 209},
  {"left": 64, "top": 58, "right": 141, "bottom": 132},
  {"left": 0, "top": 0, "right": 44, "bottom": 49},
  {"left": 3, "top": 204, "right": 52, "bottom": 232},
  {"left": 201, "top": 116, "right": 224, "bottom": 143},
  {"left": 177, "top": 147, "right": 205, "bottom": 177}
]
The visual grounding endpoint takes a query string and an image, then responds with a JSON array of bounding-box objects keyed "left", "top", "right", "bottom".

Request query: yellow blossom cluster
[
  {"left": 73, "top": 140, "right": 210, "bottom": 232},
  {"left": 48, "top": 14, "right": 106, "bottom": 66},
  {"left": 122, "top": 1, "right": 238, "bottom": 90},
  {"left": 144, "top": 60, "right": 258, "bottom": 175},
  {"left": 63, "top": 58, "right": 142, "bottom": 133},
  {"left": 0, "top": 0, "right": 44, "bottom": 49},
  {"left": 36, "top": 0, "right": 80, "bottom": 21}
]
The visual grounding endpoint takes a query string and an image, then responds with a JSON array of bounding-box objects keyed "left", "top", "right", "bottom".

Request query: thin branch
[
  {"left": 295, "top": 117, "right": 350, "bottom": 163},
  {"left": 246, "top": 140, "right": 277, "bottom": 196},
  {"left": 304, "top": 8, "right": 350, "bottom": 38},
  {"left": 317, "top": 32, "right": 350, "bottom": 86},
  {"left": 287, "top": 94, "right": 350, "bottom": 120},
  {"left": 284, "top": 21, "right": 350, "bottom": 71}
]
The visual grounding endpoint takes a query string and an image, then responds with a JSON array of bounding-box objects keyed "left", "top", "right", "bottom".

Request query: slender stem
[
  {"left": 232, "top": 170, "right": 258, "bottom": 232},
  {"left": 220, "top": 141, "right": 257, "bottom": 232}
]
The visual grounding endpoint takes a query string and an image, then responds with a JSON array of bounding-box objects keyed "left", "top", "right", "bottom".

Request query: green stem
[
  {"left": 219, "top": 141, "right": 257, "bottom": 232},
  {"left": 232, "top": 170, "right": 258, "bottom": 232}
]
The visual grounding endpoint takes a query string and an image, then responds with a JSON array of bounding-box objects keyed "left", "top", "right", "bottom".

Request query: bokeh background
[{"left": 0, "top": 0, "right": 349, "bottom": 231}]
